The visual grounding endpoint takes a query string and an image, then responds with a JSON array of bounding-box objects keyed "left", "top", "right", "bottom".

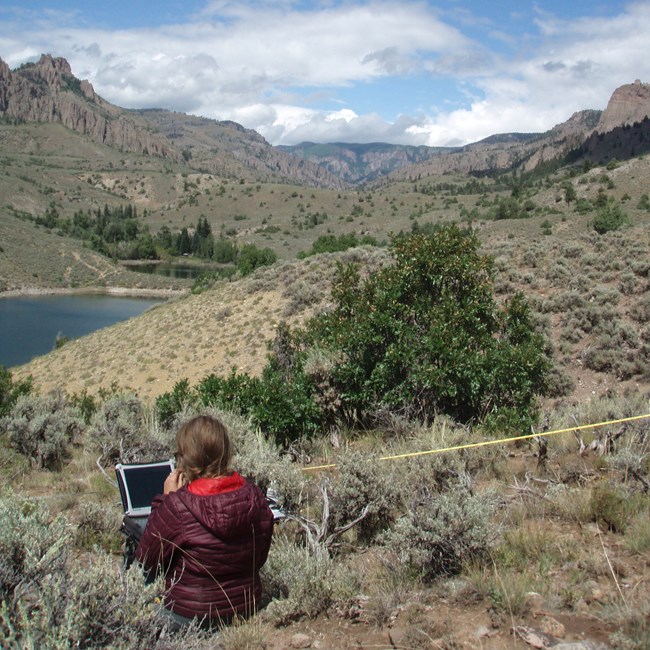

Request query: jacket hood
[{"left": 174, "top": 480, "right": 268, "bottom": 541}]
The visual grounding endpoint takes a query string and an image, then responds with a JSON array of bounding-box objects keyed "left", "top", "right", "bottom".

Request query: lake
[
  {"left": 126, "top": 262, "right": 206, "bottom": 279},
  {"left": 0, "top": 294, "right": 164, "bottom": 368}
]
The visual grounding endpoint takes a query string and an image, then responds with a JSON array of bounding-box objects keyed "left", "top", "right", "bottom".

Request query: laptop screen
[{"left": 115, "top": 460, "right": 175, "bottom": 517}]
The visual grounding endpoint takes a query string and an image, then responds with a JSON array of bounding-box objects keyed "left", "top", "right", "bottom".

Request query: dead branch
[
  {"left": 96, "top": 454, "right": 118, "bottom": 488},
  {"left": 286, "top": 482, "right": 371, "bottom": 553}
]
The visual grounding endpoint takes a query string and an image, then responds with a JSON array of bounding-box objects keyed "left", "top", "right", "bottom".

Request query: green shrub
[
  {"left": 590, "top": 482, "right": 633, "bottom": 533},
  {"left": 155, "top": 378, "right": 193, "bottom": 430},
  {"left": 195, "top": 364, "right": 323, "bottom": 446},
  {"left": 593, "top": 201, "right": 628, "bottom": 234},
  {"left": 380, "top": 487, "right": 496, "bottom": 580},
  {"left": 300, "top": 228, "right": 550, "bottom": 430},
  {"left": 261, "top": 537, "right": 357, "bottom": 624},
  {"left": 0, "top": 494, "right": 165, "bottom": 648},
  {"left": 237, "top": 243, "right": 277, "bottom": 275},
  {"left": 69, "top": 389, "right": 98, "bottom": 424},
  {"left": 637, "top": 193, "right": 650, "bottom": 211},
  {"left": 282, "top": 279, "right": 323, "bottom": 316},
  {"left": 1, "top": 393, "right": 84, "bottom": 470},
  {"left": 1, "top": 552, "right": 165, "bottom": 649},
  {"left": 0, "top": 366, "right": 32, "bottom": 418},
  {"left": 159, "top": 228, "right": 552, "bottom": 444},
  {"left": 327, "top": 451, "right": 401, "bottom": 544},
  {"left": 75, "top": 501, "right": 124, "bottom": 553},
  {"left": 299, "top": 233, "right": 378, "bottom": 258},
  {"left": 0, "top": 493, "right": 69, "bottom": 600},
  {"left": 629, "top": 295, "right": 650, "bottom": 323},
  {"left": 0, "top": 442, "right": 29, "bottom": 479},
  {"left": 490, "top": 196, "right": 531, "bottom": 220}
]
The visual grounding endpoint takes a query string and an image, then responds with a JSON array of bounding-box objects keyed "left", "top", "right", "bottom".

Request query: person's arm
[
  {"left": 135, "top": 472, "right": 186, "bottom": 572},
  {"left": 255, "top": 488, "right": 275, "bottom": 569}
]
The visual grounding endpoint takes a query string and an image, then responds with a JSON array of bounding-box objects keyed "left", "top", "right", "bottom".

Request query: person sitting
[{"left": 136, "top": 415, "right": 274, "bottom": 628}]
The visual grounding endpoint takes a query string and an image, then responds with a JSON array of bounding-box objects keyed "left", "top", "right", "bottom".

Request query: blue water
[{"left": 0, "top": 294, "right": 164, "bottom": 368}]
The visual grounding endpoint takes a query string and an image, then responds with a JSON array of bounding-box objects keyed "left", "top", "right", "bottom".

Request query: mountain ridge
[{"left": 1, "top": 54, "right": 650, "bottom": 186}]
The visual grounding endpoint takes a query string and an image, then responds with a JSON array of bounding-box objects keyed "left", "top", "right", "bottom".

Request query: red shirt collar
[{"left": 187, "top": 471, "right": 245, "bottom": 496}]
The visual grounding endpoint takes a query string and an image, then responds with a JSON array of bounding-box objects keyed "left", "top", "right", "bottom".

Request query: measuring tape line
[{"left": 301, "top": 413, "right": 650, "bottom": 472}]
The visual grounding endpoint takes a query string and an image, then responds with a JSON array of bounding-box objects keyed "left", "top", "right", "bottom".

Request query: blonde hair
[{"left": 175, "top": 415, "right": 232, "bottom": 482}]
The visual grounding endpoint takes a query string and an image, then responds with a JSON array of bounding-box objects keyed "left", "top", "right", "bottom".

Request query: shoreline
[{"left": 0, "top": 286, "right": 190, "bottom": 300}]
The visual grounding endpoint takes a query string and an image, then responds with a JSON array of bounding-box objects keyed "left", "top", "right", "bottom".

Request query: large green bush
[
  {"left": 157, "top": 228, "right": 551, "bottom": 441},
  {"left": 299, "top": 227, "right": 550, "bottom": 430}
]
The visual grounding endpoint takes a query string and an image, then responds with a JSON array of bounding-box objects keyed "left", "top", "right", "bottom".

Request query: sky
[{"left": 0, "top": 1, "right": 649, "bottom": 147}]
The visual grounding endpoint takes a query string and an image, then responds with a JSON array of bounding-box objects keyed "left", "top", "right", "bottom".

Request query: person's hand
[{"left": 164, "top": 469, "right": 185, "bottom": 494}]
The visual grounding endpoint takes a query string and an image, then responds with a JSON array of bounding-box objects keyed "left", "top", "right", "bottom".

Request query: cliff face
[
  {"left": 134, "top": 109, "right": 348, "bottom": 188},
  {"left": 2, "top": 55, "right": 649, "bottom": 186},
  {"left": 384, "top": 109, "right": 602, "bottom": 182},
  {"left": 0, "top": 54, "right": 176, "bottom": 159},
  {"left": 0, "top": 55, "right": 343, "bottom": 186},
  {"left": 597, "top": 80, "right": 650, "bottom": 133}
]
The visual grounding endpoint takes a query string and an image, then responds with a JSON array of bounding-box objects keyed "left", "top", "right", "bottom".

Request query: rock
[
  {"left": 290, "top": 632, "right": 311, "bottom": 648},
  {"left": 512, "top": 625, "right": 556, "bottom": 649},
  {"left": 540, "top": 615, "right": 566, "bottom": 638},
  {"left": 597, "top": 80, "right": 650, "bottom": 133},
  {"left": 0, "top": 54, "right": 176, "bottom": 159}
]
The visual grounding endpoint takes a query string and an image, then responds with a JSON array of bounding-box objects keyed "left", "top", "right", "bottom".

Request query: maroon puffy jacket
[{"left": 135, "top": 473, "right": 274, "bottom": 623}]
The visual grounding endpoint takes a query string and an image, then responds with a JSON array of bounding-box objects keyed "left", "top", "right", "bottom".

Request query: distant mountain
[
  {"left": 277, "top": 141, "right": 457, "bottom": 184},
  {"left": 132, "top": 109, "right": 346, "bottom": 188},
  {"left": 384, "top": 110, "right": 603, "bottom": 182},
  {"left": 474, "top": 133, "right": 541, "bottom": 146},
  {"left": 2, "top": 54, "right": 650, "bottom": 186},
  {"left": 0, "top": 55, "right": 175, "bottom": 159},
  {"left": 0, "top": 54, "right": 345, "bottom": 188}
]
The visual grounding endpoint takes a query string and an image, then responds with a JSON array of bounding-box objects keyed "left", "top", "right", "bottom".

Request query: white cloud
[{"left": 1, "top": 1, "right": 649, "bottom": 146}]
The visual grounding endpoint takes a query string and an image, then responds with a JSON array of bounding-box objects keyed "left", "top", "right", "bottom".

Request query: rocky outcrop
[
  {"left": 2, "top": 56, "right": 648, "bottom": 186},
  {"left": 596, "top": 80, "right": 650, "bottom": 133},
  {"left": 134, "top": 109, "right": 348, "bottom": 188},
  {"left": 0, "top": 54, "right": 176, "bottom": 159},
  {"left": 384, "top": 109, "right": 602, "bottom": 182}
]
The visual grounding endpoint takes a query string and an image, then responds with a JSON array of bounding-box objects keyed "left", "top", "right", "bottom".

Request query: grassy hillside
[
  {"left": 1, "top": 127, "right": 649, "bottom": 648},
  {"left": 0, "top": 211, "right": 192, "bottom": 293}
]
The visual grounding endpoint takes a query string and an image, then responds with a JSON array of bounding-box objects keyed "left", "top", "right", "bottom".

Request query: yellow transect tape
[{"left": 301, "top": 413, "right": 650, "bottom": 472}]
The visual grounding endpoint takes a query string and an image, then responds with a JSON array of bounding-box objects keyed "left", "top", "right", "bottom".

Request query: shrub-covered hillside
[{"left": 1, "top": 223, "right": 649, "bottom": 649}]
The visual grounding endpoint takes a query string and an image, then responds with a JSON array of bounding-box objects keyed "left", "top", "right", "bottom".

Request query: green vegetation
[
  {"left": 1, "top": 377, "right": 648, "bottom": 648},
  {"left": 0, "top": 365, "right": 32, "bottom": 418},
  {"left": 2, "top": 109, "right": 650, "bottom": 648},
  {"left": 32, "top": 202, "right": 158, "bottom": 260},
  {"left": 157, "top": 226, "right": 551, "bottom": 442},
  {"left": 298, "top": 232, "right": 379, "bottom": 258},
  {"left": 593, "top": 200, "right": 629, "bottom": 234}
]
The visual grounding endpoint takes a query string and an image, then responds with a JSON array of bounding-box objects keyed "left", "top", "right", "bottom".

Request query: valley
[{"left": 0, "top": 54, "right": 649, "bottom": 650}]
